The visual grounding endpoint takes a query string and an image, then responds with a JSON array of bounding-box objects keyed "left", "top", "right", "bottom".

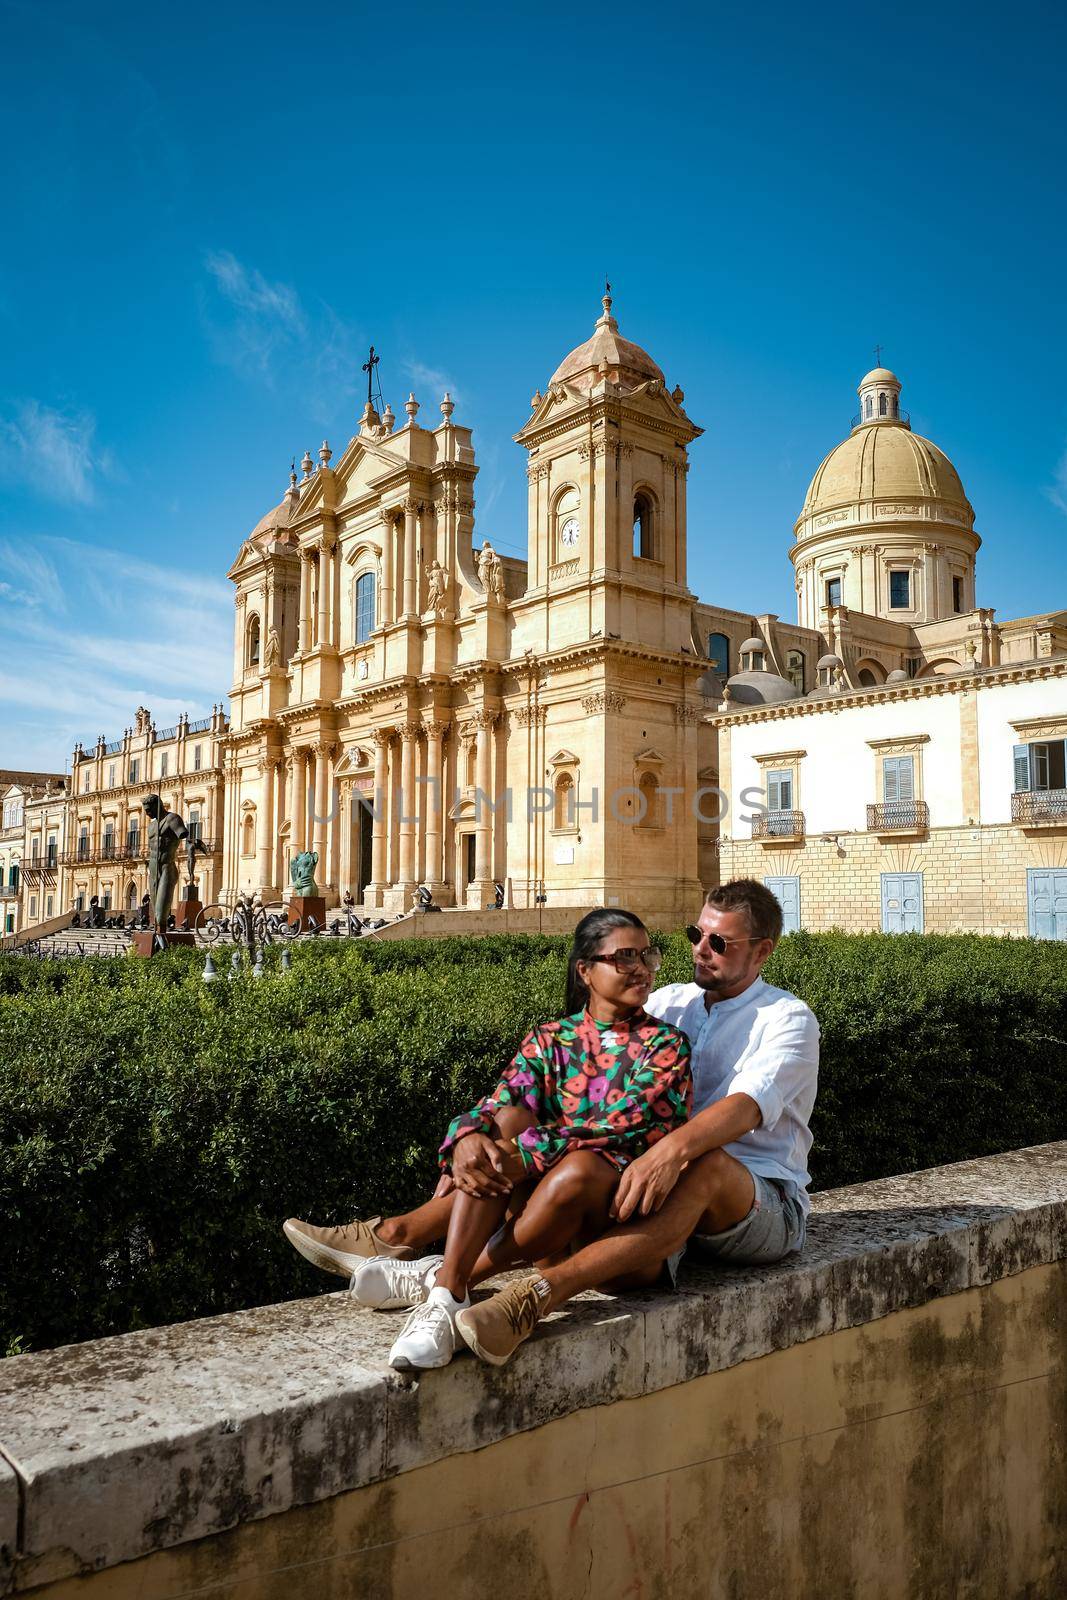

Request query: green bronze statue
[
  {"left": 143, "top": 795, "right": 207, "bottom": 929},
  {"left": 290, "top": 849, "right": 319, "bottom": 895}
]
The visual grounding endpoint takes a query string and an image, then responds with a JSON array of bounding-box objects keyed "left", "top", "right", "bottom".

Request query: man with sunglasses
[{"left": 455, "top": 878, "right": 820, "bottom": 1365}]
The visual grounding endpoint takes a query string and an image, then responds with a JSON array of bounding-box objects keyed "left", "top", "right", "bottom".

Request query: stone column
[
  {"left": 256, "top": 756, "right": 277, "bottom": 895},
  {"left": 326, "top": 746, "right": 341, "bottom": 893},
  {"left": 396, "top": 722, "right": 419, "bottom": 896},
  {"left": 292, "top": 748, "right": 308, "bottom": 856},
  {"left": 423, "top": 719, "right": 449, "bottom": 892},
  {"left": 403, "top": 501, "right": 418, "bottom": 617},
  {"left": 473, "top": 711, "right": 497, "bottom": 895},
  {"left": 367, "top": 728, "right": 391, "bottom": 906},
  {"left": 316, "top": 543, "right": 331, "bottom": 646},
  {"left": 297, "top": 555, "right": 310, "bottom": 653},
  {"left": 380, "top": 515, "right": 394, "bottom": 628},
  {"left": 312, "top": 742, "right": 331, "bottom": 875}
]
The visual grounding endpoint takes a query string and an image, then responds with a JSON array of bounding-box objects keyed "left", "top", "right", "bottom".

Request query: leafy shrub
[{"left": 1, "top": 931, "right": 1064, "bottom": 1353}]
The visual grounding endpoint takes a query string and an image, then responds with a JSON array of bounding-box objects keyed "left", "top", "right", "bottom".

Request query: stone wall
[
  {"left": 721, "top": 821, "right": 1067, "bottom": 935},
  {"left": 2, "top": 1145, "right": 1066, "bottom": 1598}
]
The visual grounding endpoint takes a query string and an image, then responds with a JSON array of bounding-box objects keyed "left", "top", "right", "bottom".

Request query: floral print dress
[{"left": 439, "top": 1008, "right": 692, "bottom": 1178}]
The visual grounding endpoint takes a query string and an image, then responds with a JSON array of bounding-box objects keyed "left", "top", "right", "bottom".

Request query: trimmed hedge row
[{"left": 2, "top": 930, "right": 1065, "bottom": 1354}]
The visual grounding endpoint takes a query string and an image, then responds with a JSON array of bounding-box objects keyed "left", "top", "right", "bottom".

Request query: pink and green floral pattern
[{"left": 439, "top": 1009, "right": 692, "bottom": 1176}]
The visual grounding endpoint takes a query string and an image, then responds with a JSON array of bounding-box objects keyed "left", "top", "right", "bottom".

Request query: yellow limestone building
[{"left": 223, "top": 294, "right": 727, "bottom": 918}]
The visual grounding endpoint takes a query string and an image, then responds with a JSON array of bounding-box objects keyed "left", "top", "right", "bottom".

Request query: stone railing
[{"left": 1, "top": 1144, "right": 1066, "bottom": 1596}]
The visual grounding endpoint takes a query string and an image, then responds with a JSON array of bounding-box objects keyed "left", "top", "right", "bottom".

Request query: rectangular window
[
  {"left": 889, "top": 570, "right": 911, "bottom": 609},
  {"left": 194, "top": 745, "right": 202, "bottom": 772},
  {"left": 129, "top": 759, "right": 140, "bottom": 784},
  {"left": 1016, "top": 741, "right": 1066, "bottom": 791},
  {"left": 46, "top": 895, "right": 53, "bottom": 916},
  {"left": 160, "top": 752, "right": 169, "bottom": 778},
  {"left": 883, "top": 755, "right": 915, "bottom": 803},
  {"left": 953, "top": 575, "right": 964, "bottom": 612},
  {"left": 83, "top": 773, "right": 90, "bottom": 793},
  {"left": 76, "top": 894, "right": 85, "bottom": 912},
  {"left": 31, "top": 838, "right": 39, "bottom": 861},
  {"left": 29, "top": 896, "right": 37, "bottom": 917},
  {"left": 765, "top": 769, "right": 793, "bottom": 812},
  {"left": 108, "top": 764, "right": 116, "bottom": 788},
  {"left": 46, "top": 837, "right": 56, "bottom": 868},
  {"left": 188, "top": 808, "right": 201, "bottom": 843},
  {"left": 825, "top": 577, "right": 842, "bottom": 608},
  {"left": 77, "top": 831, "right": 89, "bottom": 861}
]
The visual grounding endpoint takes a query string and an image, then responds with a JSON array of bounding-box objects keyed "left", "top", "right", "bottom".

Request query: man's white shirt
[{"left": 645, "top": 977, "right": 820, "bottom": 1212}]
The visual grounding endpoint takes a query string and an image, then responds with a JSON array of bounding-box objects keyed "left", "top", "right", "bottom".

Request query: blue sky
[{"left": 2, "top": 0, "right": 1065, "bottom": 769}]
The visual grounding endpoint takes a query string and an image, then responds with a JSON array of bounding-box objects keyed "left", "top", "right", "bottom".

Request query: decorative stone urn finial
[
  {"left": 289, "top": 459, "right": 298, "bottom": 489},
  {"left": 381, "top": 403, "right": 395, "bottom": 433},
  {"left": 300, "top": 450, "right": 314, "bottom": 480},
  {"left": 318, "top": 439, "right": 332, "bottom": 467},
  {"left": 440, "top": 392, "right": 454, "bottom": 421},
  {"left": 405, "top": 393, "right": 420, "bottom": 424}
]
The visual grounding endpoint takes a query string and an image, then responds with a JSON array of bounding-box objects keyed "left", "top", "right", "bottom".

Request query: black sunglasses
[
  {"left": 685, "top": 924, "right": 765, "bottom": 955},
  {"left": 585, "top": 947, "right": 663, "bottom": 975}
]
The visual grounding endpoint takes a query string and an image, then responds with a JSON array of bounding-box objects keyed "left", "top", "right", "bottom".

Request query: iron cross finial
[
  {"left": 362, "top": 345, "right": 380, "bottom": 405},
  {"left": 873, "top": 343, "right": 884, "bottom": 365}
]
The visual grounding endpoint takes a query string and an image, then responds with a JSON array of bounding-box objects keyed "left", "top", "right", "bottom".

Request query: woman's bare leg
[
  {"left": 375, "top": 1105, "right": 538, "bottom": 1253},
  {"left": 468, "top": 1151, "right": 619, "bottom": 1286}
]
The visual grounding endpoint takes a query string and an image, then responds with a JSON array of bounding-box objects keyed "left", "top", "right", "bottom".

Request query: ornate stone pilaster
[
  {"left": 366, "top": 728, "right": 392, "bottom": 905},
  {"left": 422, "top": 718, "right": 450, "bottom": 889}
]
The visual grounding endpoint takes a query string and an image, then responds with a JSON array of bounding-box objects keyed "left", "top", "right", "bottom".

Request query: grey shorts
[{"left": 666, "top": 1172, "right": 806, "bottom": 1285}]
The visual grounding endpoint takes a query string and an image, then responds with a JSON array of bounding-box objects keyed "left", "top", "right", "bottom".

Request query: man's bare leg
[{"left": 537, "top": 1149, "right": 754, "bottom": 1310}]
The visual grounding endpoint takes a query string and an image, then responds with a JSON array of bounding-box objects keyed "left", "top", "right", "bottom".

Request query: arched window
[
  {"left": 241, "top": 812, "right": 256, "bottom": 857},
  {"left": 638, "top": 772, "right": 660, "bottom": 828},
  {"left": 858, "top": 668, "right": 877, "bottom": 687},
  {"left": 707, "top": 633, "right": 730, "bottom": 676},
  {"left": 786, "top": 650, "right": 805, "bottom": 692},
  {"left": 878, "top": 391, "right": 887, "bottom": 416},
  {"left": 633, "top": 492, "right": 655, "bottom": 560},
  {"left": 354, "top": 572, "right": 375, "bottom": 644},
  {"left": 865, "top": 395, "right": 873, "bottom": 419},
  {"left": 247, "top": 614, "right": 261, "bottom": 668},
  {"left": 553, "top": 772, "right": 574, "bottom": 830},
  {"left": 891, "top": 394, "right": 899, "bottom": 418},
  {"left": 125, "top": 881, "right": 138, "bottom": 910},
  {"left": 465, "top": 740, "right": 477, "bottom": 789}
]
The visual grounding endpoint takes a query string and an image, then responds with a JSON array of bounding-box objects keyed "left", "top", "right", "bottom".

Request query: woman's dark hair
[{"left": 564, "top": 907, "right": 648, "bottom": 1015}]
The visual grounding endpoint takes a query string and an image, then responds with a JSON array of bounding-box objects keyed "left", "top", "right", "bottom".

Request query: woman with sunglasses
[{"left": 283, "top": 908, "right": 690, "bottom": 1372}]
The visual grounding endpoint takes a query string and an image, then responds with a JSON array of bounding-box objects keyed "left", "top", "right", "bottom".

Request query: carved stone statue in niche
[{"left": 425, "top": 558, "right": 449, "bottom": 613}]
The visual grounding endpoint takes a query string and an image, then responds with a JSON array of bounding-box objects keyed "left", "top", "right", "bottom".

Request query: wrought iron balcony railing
[
  {"left": 21, "top": 860, "right": 58, "bottom": 884},
  {"left": 867, "top": 800, "right": 929, "bottom": 832},
  {"left": 0, "top": 884, "right": 19, "bottom": 899},
  {"left": 752, "top": 809, "right": 805, "bottom": 841},
  {"left": 1012, "top": 789, "right": 1067, "bottom": 826}
]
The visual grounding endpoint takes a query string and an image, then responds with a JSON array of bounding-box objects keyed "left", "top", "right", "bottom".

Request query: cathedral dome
[
  {"left": 550, "top": 291, "right": 665, "bottom": 394},
  {"left": 800, "top": 423, "right": 971, "bottom": 523},
  {"left": 248, "top": 470, "right": 301, "bottom": 546},
  {"left": 791, "top": 365, "right": 980, "bottom": 630}
]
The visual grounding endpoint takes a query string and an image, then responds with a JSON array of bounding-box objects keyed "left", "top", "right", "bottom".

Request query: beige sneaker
[
  {"left": 455, "top": 1275, "right": 552, "bottom": 1366},
  {"left": 283, "top": 1215, "right": 417, "bottom": 1278}
]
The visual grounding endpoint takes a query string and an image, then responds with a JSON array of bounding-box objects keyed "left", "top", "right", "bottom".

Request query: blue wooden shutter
[
  {"left": 883, "top": 755, "right": 914, "bottom": 803},
  {"left": 766, "top": 769, "right": 792, "bottom": 812},
  {"left": 1013, "top": 745, "right": 1032, "bottom": 792},
  {"left": 764, "top": 876, "right": 800, "bottom": 933}
]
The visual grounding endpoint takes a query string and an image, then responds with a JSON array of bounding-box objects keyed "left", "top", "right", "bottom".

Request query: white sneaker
[
  {"left": 388, "top": 1285, "right": 469, "bottom": 1371},
  {"left": 350, "top": 1254, "right": 445, "bottom": 1311}
]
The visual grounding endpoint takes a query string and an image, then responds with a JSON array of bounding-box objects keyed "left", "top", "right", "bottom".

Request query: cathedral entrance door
[
  {"left": 355, "top": 797, "right": 373, "bottom": 899},
  {"left": 463, "top": 833, "right": 476, "bottom": 889}
]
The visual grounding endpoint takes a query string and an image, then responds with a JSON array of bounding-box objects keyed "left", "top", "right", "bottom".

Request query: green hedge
[{"left": 1, "top": 930, "right": 1065, "bottom": 1354}]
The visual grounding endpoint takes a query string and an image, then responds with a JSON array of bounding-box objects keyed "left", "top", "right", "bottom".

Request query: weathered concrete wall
[
  {"left": 20, "top": 1265, "right": 1066, "bottom": 1600},
  {"left": 3, "top": 1145, "right": 1066, "bottom": 1598}
]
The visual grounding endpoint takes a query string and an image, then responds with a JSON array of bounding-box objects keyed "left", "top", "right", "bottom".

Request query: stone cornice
[{"left": 709, "top": 657, "right": 1067, "bottom": 728}]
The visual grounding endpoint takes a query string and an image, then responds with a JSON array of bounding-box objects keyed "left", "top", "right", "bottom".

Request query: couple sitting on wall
[{"left": 284, "top": 878, "right": 820, "bottom": 1371}]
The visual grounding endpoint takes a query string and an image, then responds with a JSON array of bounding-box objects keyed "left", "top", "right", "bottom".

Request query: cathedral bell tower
[{"left": 514, "top": 290, "right": 703, "bottom": 653}]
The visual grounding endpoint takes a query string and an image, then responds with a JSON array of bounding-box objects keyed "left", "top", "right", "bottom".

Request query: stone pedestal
[
  {"left": 287, "top": 894, "right": 326, "bottom": 931},
  {"left": 174, "top": 889, "right": 202, "bottom": 932},
  {"left": 131, "top": 930, "right": 197, "bottom": 958}
]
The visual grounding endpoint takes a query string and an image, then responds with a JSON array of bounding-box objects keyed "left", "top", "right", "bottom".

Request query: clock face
[{"left": 560, "top": 517, "right": 580, "bottom": 547}]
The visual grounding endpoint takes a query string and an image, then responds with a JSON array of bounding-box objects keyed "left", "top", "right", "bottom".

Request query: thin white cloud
[
  {"left": 403, "top": 359, "right": 462, "bottom": 409},
  {"left": 0, "top": 400, "right": 110, "bottom": 506},
  {"left": 0, "top": 533, "right": 233, "bottom": 768},
  {"left": 201, "top": 250, "right": 310, "bottom": 381}
]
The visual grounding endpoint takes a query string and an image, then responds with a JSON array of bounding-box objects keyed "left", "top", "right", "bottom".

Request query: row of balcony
[
  {"left": 751, "top": 790, "right": 1067, "bottom": 842},
  {"left": 59, "top": 836, "right": 220, "bottom": 867}
]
